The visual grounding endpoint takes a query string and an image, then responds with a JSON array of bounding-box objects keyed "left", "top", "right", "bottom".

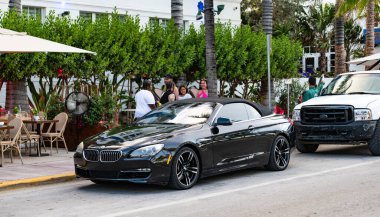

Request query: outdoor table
[
  {"left": 0, "top": 125, "right": 14, "bottom": 167},
  {"left": 23, "top": 119, "right": 58, "bottom": 157}
]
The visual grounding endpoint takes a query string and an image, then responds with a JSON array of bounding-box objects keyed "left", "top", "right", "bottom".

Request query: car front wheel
[
  {"left": 169, "top": 147, "right": 200, "bottom": 190},
  {"left": 267, "top": 135, "right": 290, "bottom": 171},
  {"left": 368, "top": 121, "right": 380, "bottom": 156}
]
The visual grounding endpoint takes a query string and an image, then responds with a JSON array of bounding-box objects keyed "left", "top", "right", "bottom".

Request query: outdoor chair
[
  {"left": 20, "top": 123, "right": 44, "bottom": 155},
  {"left": 0, "top": 117, "right": 24, "bottom": 165},
  {"left": 41, "top": 112, "right": 68, "bottom": 154}
]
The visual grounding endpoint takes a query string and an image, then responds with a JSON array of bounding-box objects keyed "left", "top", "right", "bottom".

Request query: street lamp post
[{"left": 263, "top": 0, "right": 273, "bottom": 111}]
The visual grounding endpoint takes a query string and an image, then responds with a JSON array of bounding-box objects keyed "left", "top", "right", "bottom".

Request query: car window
[
  {"left": 215, "top": 103, "right": 249, "bottom": 122},
  {"left": 245, "top": 104, "right": 261, "bottom": 119}
]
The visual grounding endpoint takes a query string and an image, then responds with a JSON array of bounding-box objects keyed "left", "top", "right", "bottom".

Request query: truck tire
[
  {"left": 296, "top": 141, "right": 319, "bottom": 153},
  {"left": 368, "top": 121, "right": 380, "bottom": 156}
]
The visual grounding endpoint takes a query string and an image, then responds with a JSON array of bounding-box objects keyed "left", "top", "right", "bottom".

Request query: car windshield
[
  {"left": 323, "top": 73, "right": 380, "bottom": 95},
  {"left": 136, "top": 102, "right": 216, "bottom": 125}
]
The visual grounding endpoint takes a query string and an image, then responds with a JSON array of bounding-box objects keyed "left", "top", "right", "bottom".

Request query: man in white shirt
[{"left": 134, "top": 80, "right": 156, "bottom": 119}]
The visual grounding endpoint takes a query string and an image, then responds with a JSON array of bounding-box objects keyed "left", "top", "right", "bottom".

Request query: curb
[{"left": 0, "top": 172, "right": 76, "bottom": 191}]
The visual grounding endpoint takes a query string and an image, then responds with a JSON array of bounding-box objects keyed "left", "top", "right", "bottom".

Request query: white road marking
[{"left": 101, "top": 159, "right": 380, "bottom": 217}]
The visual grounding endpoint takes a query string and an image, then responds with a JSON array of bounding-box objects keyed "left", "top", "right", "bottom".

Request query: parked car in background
[
  {"left": 293, "top": 71, "right": 380, "bottom": 155},
  {"left": 74, "top": 98, "right": 295, "bottom": 190}
]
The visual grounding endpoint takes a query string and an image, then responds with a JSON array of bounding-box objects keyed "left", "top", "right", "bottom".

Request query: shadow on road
[
  {"left": 75, "top": 167, "right": 270, "bottom": 194},
  {"left": 301, "top": 144, "right": 373, "bottom": 157}
]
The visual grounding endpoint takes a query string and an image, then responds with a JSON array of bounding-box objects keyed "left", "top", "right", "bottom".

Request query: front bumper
[
  {"left": 294, "top": 120, "right": 377, "bottom": 144},
  {"left": 73, "top": 151, "right": 172, "bottom": 185}
]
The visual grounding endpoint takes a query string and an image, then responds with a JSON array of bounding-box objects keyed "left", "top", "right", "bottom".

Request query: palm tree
[
  {"left": 171, "top": 0, "right": 186, "bottom": 86},
  {"left": 8, "top": 0, "right": 21, "bottom": 14},
  {"left": 6, "top": 0, "right": 30, "bottom": 113},
  {"left": 305, "top": 3, "right": 335, "bottom": 75},
  {"left": 171, "top": 0, "right": 183, "bottom": 29},
  {"left": 204, "top": 0, "right": 218, "bottom": 97},
  {"left": 344, "top": 18, "right": 364, "bottom": 70},
  {"left": 335, "top": 0, "right": 346, "bottom": 76},
  {"left": 338, "top": 0, "right": 376, "bottom": 56}
]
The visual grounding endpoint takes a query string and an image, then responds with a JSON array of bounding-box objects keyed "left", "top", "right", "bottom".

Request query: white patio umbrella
[
  {"left": 0, "top": 27, "right": 95, "bottom": 54},
  {"left": 347, "top": 53, "right": 380, "bottom": 70}
]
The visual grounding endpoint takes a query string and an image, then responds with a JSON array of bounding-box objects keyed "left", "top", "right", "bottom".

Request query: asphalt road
[{"left": 1, "top": 145, "right": 380, "bottom": 217}]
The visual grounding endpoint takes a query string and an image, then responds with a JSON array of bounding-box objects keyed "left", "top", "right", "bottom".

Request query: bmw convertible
[{"left": 74, "top": 98, "right": 295, "bottom": 189}]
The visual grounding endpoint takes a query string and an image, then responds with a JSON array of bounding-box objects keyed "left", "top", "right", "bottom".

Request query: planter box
[{"left": 63, "top": 123, "right": 107, "bottom": 151}]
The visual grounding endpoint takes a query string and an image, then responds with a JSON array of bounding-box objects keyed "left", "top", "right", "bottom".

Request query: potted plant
[
  {"left": 13, "top": 106, "right": 20, "bottom": 115},
  {"left": 31, "top": 108, "right": 40, "bottom": 121}
]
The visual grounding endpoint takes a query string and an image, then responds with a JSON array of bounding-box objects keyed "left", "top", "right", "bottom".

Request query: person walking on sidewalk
[{"left": 134, "top": 80, "right": 156, "bottom": 119}]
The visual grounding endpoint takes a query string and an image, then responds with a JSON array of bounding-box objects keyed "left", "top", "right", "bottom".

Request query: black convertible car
[{"left": 74, "top": 98, "right": 295, "bottom": 189}]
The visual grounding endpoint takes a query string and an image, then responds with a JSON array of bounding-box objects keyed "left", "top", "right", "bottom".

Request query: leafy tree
[
  {"left": 302, "top": 3, "right": 335, "bottom": 75},
  {"left": 338, "top": 0, "right": 376, "bottom": 56}
]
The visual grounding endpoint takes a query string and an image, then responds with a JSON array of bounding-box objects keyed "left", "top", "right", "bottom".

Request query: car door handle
[{"left": 248, "top": 125, "right": 255, "bottom": 130}]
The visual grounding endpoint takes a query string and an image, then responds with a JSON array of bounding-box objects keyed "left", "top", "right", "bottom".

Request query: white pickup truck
[{"left": 292, "top": 71, "right": 380, "bottom": 155}]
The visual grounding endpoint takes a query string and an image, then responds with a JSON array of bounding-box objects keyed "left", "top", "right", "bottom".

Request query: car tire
[
  {"left": 169, "top": 147, "right": 200, "bottom": 190},
  {"left": 267, "top": 135, "right": 290, "bottom": 171},
  {"left": 296, "top": 141, "right": 319, "bottom": 153},
  {"left": 368, "top": 121, "right": 380, "bottom": 156}
]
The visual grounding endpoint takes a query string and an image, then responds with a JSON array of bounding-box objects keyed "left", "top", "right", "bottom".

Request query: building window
[
  {"left": 23, "top": 6, "right": 42, "bottom": 19},
  {"left": 95, "top": 13, "right": 109, "bottom": 20},
  {"left": 149, "top": 17, "right": 170, "bottom": 28},
  {"left": 183, "top": 20, "right": 189, "bottom": 32},
  {"left": 79, "top": 11, "right": 92, "bottom": 21}
]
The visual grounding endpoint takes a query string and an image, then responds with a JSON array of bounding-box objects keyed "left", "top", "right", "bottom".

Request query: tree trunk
[
  {"left": 365, "top": 0, "right": 375, "bottom": 56},
  {"left": 6, "top": 1, "right": 30, "bottom": 113},
  {"left": 5, "top": 79, "right": 30, "bottom": 113},
  {"left": 204, "top": 0, "right": 218, "bottom": 98},
  {"left": 260, "top": 77, "right": 274, "bottom": 109},
  {"left": 171, "top": 0, "right": 186, "bottom": 87},
  {"left": 319, "top": 51, "right": 327, "bottom": 76},
  {"left": 171, "top": 0, "right": 183, "bottom": 29},
  {"left": 8, "top": 0, "right": 21, "bottom": 14},
  {"left": 335, "top": 0, "right": 346, "bottom": 76}
]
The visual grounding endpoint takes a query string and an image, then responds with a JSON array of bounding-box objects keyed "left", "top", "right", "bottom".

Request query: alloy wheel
[
  {"left": 175, "top": 150, "right": 199, "bottom": 187},
  {"left": 274, "top": 137, "right": 290, "bottom": 169}
]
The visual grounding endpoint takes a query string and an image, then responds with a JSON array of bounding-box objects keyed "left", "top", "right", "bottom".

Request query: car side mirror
[{"left": 216, "top": 117, "right": 232, "bottom": 126}]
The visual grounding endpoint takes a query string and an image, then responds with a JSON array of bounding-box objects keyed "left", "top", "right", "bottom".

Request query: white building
[{"left": 0, "top": 0, "right": 242, "bottom": 29}]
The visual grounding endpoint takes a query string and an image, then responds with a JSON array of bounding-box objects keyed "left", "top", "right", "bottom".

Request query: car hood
[
  {"left": 84, "top": 124, "right": 201, "bottom": 149},
  {"left": 295, "top": 95, "right": 380, "bottom": 109}
]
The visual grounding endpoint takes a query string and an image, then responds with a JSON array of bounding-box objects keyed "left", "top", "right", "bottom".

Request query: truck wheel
[
  {"left": 296, "top": 142, "right": 319, "bottom": 153},
  {"left": 368, "top": 121, "right": 380, "bottom": 156}
]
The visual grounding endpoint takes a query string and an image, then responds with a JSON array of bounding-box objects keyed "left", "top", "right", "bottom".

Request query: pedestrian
[
  {"left": 178, "top": 85, "right": 192, "bottom": 100},
  {"left": 197, "top": 79, "right": 208, "bottom": 98},
  {"left": 134, "top": 79, "right": 156, "bottom": 120},
  {"left": 302, "top": 75, "right": 325, "bottom": 102},
  {"left": 164, "top": 74, "right": 179, "bottom": 99},
  {"left": 160, "top": 81, "right": 176, "bottom": 104}
]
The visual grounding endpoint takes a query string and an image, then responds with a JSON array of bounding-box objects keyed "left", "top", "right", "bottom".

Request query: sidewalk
[{"left": 0, "top": 148, "right": 76, "bottom": 190}]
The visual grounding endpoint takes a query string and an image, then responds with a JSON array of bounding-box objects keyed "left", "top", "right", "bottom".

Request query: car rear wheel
[
  {"left": 296, "top": 142, "right": 319, "bottom": 153},
  {"left": 169, "top": 147, "right": 200, "bottom": 190},
  {"left": 267, "top": 135, "right": 290, "bottom": 171},
  {"left": 368, "top": 121, "right": 380, "bottom": 156}
]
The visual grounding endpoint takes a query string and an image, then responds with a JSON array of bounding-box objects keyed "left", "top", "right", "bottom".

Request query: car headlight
[
  {"left": 76, "top": 142, "right": 84, "bottom": 153},
  {"left": 354, "top": 109, "right": 372, "bottom": 121},
  {"left": 292, "top": 109, "right": 301, "bottom": 122},
  {"left": 129, "top": 144, "right": 164, "bottom": 158}
]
